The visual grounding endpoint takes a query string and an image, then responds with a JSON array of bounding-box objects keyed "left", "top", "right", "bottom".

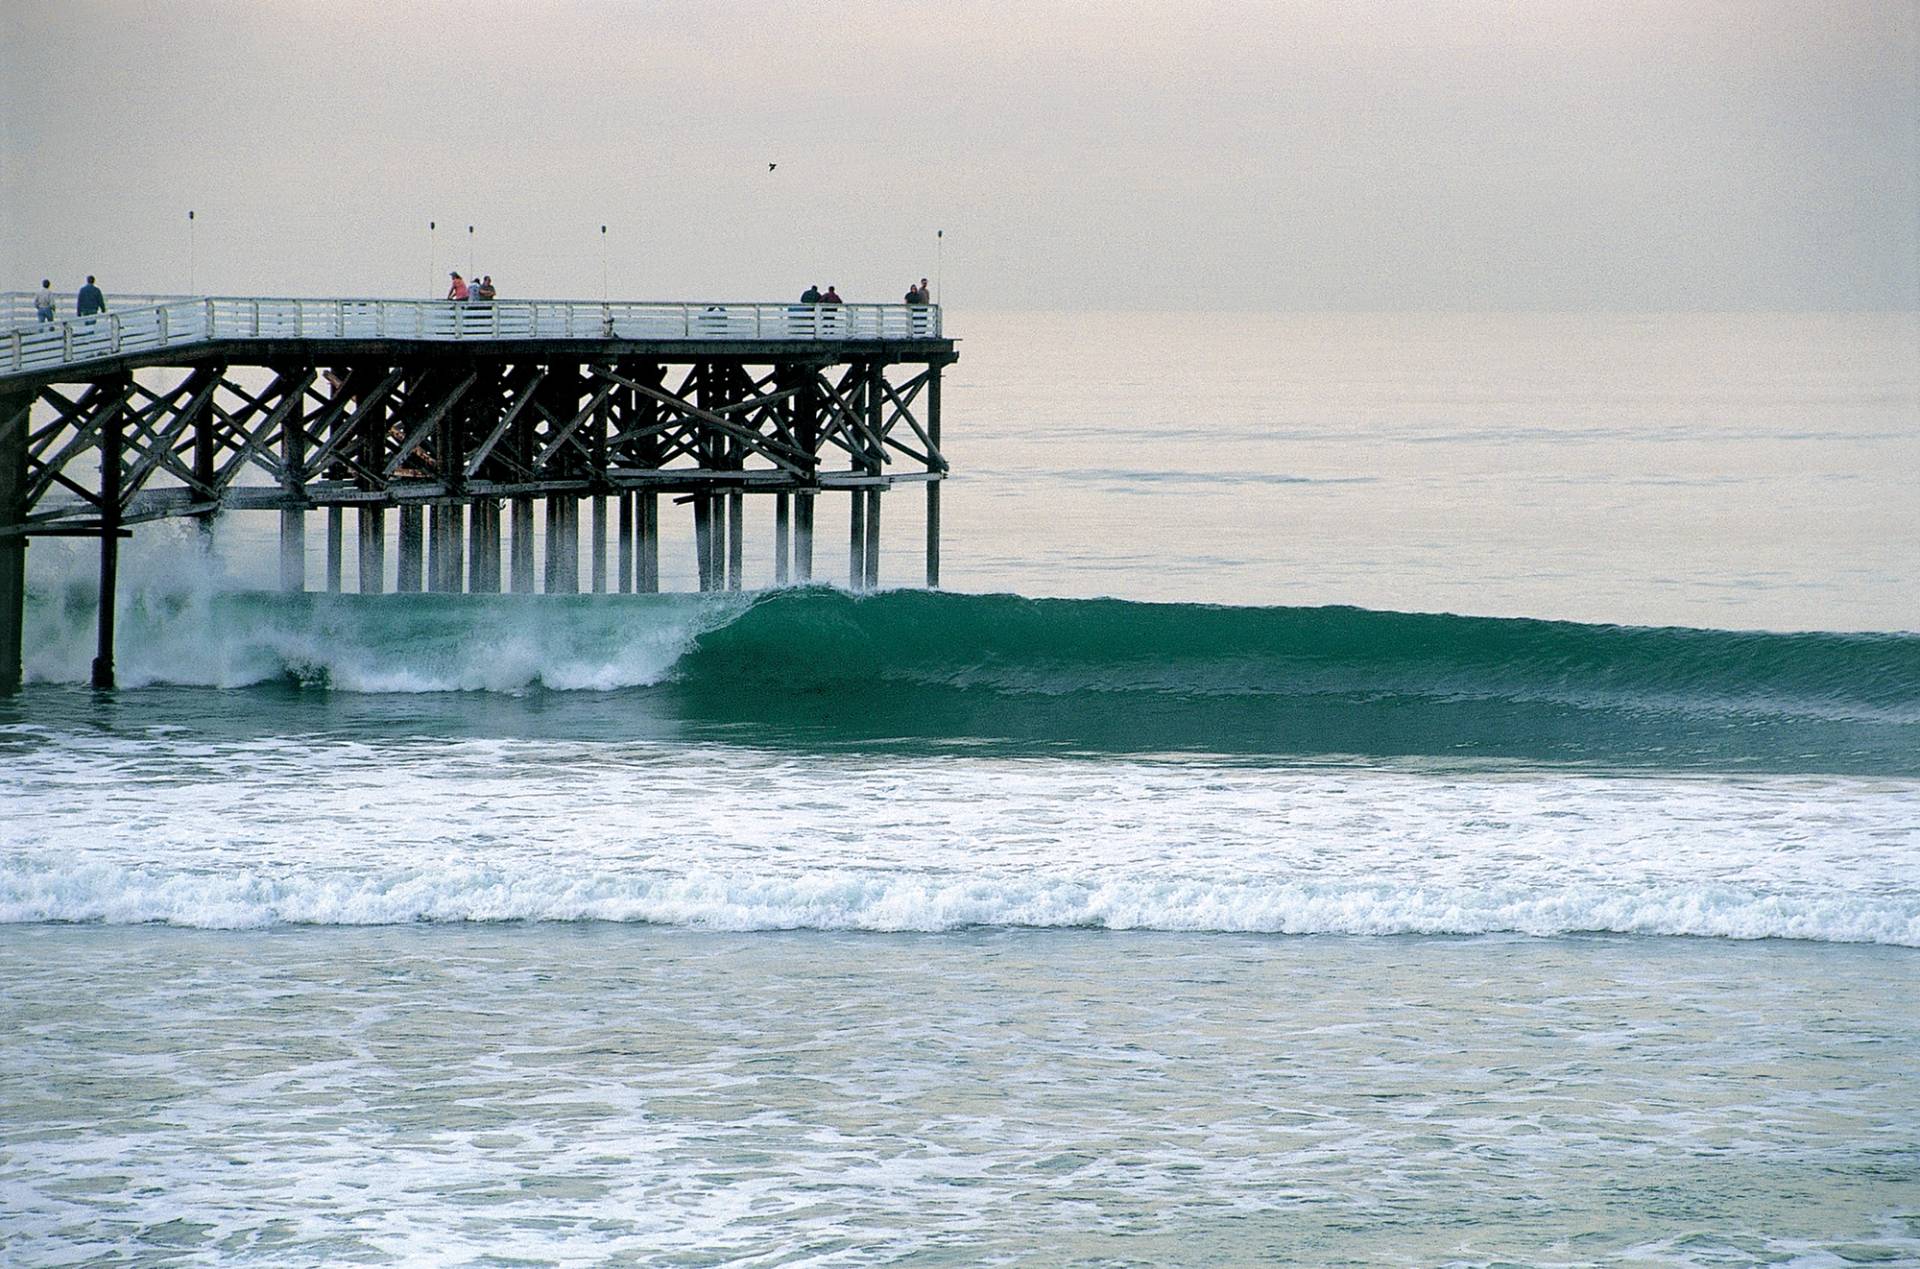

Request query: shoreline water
[{"left": 4, "top": 923, "right": 1916, "bottom": 1265}]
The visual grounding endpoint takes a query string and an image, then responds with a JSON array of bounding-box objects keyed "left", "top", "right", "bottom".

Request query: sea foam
[{"left": 4, "top": 859, "right": 1917, "bottom": 945}]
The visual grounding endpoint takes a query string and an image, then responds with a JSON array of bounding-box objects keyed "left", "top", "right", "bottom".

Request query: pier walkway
[{"left": 0, "top": 293, "right": 956, "bottom": 689}]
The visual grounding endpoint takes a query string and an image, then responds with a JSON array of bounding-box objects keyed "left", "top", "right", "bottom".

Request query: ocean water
[{"left": 3, "top": 311, "right": 1918, "bottom": 1265}]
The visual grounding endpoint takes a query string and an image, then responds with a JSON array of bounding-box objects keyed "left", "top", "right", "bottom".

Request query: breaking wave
[
  {"left": 4, "top": 859, "right": 1916, "bottom": 945},
  {"left": 21, "top": 584, "right": 1920, "bottom": 771}
]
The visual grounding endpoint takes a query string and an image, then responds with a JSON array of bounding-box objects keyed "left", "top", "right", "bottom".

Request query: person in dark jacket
[
  {"left": 800, "top": 285, "right": 822, "bottom": 304},
  {"left": 76, "top": 276, "right": 106, "bottom": 317}
]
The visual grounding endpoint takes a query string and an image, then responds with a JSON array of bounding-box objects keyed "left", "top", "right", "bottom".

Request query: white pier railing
[{"left": 0, "top": 294, "right": 944, "bottom": 379}]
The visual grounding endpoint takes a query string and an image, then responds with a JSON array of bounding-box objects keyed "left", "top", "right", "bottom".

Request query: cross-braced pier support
[{"left": 0, "top": 326, "right": 954, "bottom": 690}]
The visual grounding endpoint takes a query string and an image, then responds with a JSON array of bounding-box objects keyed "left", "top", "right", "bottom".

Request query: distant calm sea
[{"left": 4, "top": 312, "right": 1917, "bottom": 1265}]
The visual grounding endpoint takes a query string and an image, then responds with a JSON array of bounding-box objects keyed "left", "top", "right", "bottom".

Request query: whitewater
[{"left": 4, "top": 311, "right": 1918, "bottom": 1265}]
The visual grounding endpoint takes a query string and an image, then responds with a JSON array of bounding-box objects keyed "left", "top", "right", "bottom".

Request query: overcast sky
[{"left": 3, "top": 0, "right": 1915, "bottom": 309}]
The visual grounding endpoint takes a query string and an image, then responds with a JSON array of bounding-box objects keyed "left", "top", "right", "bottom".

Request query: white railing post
[
  {"left": 158, "top": 306, "right": 169, "bottom": 344},
  {"left": 251, "top": 300, "right": 260, "bottom": 337},
  {"left": 109, "top": 314, "right": 121, "bottom": 353},
  {"left": 9, "top": 330, "right": 19, "bottom": 374}
]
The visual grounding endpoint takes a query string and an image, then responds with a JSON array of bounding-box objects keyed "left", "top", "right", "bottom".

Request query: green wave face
[
  {"left": 665, "top": 590, "right": 1920, "bottom": 772},
  {"left": 19, "top": 585, "right": 1920, "bottom": 773}
]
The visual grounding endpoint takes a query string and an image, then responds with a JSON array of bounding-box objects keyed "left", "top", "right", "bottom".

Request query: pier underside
[{"left": 0, "top": 337, "right": 953, "bottom": 690}]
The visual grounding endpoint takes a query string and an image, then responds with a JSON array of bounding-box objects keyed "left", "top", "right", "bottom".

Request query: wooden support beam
[
  {"left": 599, "top": 366, "right": 815, "bottom": 477},
  {"left": 464, "top": 365, "right": 546, "bottom": 478},
  {"left": 28, "top": 378, "right": 134, "bottom": 510},
  {"left": 383, "top": 368, "right": 476, "bottom": 479},
  {"left": 305, "top": 366, "right": 406, "bottom": 481}
]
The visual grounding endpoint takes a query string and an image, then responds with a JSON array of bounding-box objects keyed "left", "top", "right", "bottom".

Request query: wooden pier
[{"left": 0, "top": 293, "right": 955, "bottom": 690}]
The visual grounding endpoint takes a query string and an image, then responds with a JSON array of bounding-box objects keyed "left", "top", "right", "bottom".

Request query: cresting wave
[
  {"left": 4, "top": 860, "right": 1917, "bottom": 945},
  {"left": 21, "top": 584, "right": 1920, "bottom": 771}
]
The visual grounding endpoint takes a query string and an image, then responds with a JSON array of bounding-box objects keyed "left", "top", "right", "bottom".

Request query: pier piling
[
  {"left": 795, "top": 493, "right": 814, "bottom": 583},
  {"left": 358, "top": 507, "right": 386, "bottom": 593},
  {"left": 774, "top": 493, "right": 790, "bottom": 587},
  {"left": 510, "top": 497, "right": 535, "bottom": 593},
  {"left": 397, "top": 506, "right": 424, "bottom": 591},
  {"left": 616, "top": 493, "right": 633, "bottom": 593},
  {"left": 849, "top": 490, "right": 866, "bottom": 590},
  {"left": 926, "top": 367, "right": 942, "bottom": 588},
  {"left": 0, "top": 388, "right": 30, "bottom": 692},
  {"left": 91, "top": 378, "right": 129, "bottom": 690},
  {"left": 591, "top": 494, "right": 608, "bottom": 593},
  {"left": 469, "top": 498, "right": 500, "bottom": 593},
  {"left": 638, "top": 492, "right": 659, "bottom": 592},
  {"left": 326, "top": 509, "right": 343, "bottom": 592}
]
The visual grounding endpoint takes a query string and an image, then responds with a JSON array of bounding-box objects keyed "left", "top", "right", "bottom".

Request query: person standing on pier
[
  {"left": 477, "top": 275, "right": 496, "bottom": 301},
  {"left": 34, "top": 280, "right": 55, "bottom": 322},
  {"left": 447, "top": 271, "right": 469, "bottom": 301},
  {"left": 76, "top": 276, "right": 106, "bottom": 318},
  {"left": 800, "top": 284, "right": 822, "bottom": 304},
  {"left": 822, "top": 285, "right": 843, "bottom": 305}
]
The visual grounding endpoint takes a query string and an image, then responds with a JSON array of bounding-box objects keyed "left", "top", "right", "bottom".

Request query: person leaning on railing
[{"left": 35, "top": 280, "right": 56, "bottom": 322}]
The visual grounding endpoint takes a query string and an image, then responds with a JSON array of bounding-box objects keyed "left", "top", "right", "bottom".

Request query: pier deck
[{"left": 0, "top": 293, "right": 956, "bottom": 689}]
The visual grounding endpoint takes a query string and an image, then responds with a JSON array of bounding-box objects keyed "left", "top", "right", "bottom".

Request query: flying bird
[{"left": 769, "top": 163, "right": 777, "bottom": 172}]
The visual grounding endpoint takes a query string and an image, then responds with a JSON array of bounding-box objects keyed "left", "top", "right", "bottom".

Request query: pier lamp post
[
  {"left": 936, "top": 228, "right": 943, "bottom": 303},
  {"left": 187, "top": 210, "right": 196, "bottom": 294},
  {"left": 429, "top": 221, "right": 437, "bottom": 296},
  {"left": 601, "top": 225, "right": 609, "bottom": 301},
  {"left": 468, "top": 225, "right": 475, "bottom": 277}
]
